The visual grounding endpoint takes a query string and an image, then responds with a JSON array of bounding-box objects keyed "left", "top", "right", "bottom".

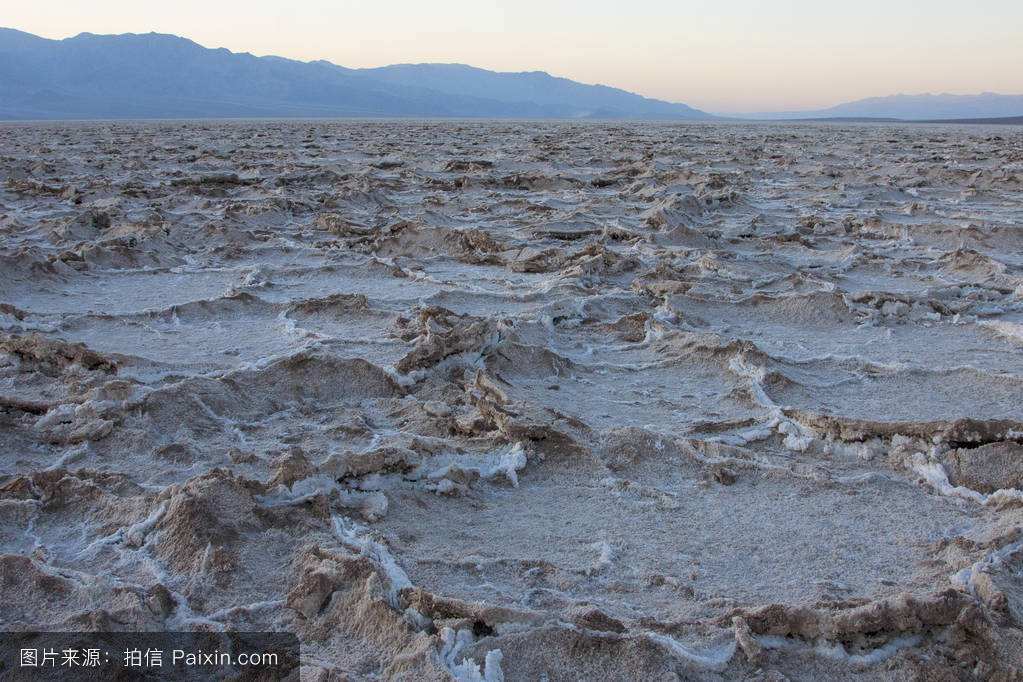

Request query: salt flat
[{"left": 1, "top": 120, "right": 1022, "bottom": 680}]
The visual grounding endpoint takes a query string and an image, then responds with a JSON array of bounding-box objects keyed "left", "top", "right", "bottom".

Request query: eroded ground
[{"left": 1, "top": 120, "right": 1023, "bottom": 680}]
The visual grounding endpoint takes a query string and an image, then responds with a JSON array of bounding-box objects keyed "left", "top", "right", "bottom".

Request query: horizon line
[{"left": 3, "top": 25, "right": 1022, "bottom": 116}]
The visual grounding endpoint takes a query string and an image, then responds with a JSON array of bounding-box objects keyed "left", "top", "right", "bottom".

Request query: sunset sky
[{"left": 6, "top": 0, "right": 1022, "bottom": 113}]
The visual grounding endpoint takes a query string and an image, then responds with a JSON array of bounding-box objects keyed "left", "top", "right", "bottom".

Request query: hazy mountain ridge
[
  {"left": 0, "top": 28, "right": 710, "bottom": 120},
  {"left": 744, "top": 92, "right": 1023, "bottom": 121},
  {"left": 360, "top": 63, "right": 702, "bottom": 118}
]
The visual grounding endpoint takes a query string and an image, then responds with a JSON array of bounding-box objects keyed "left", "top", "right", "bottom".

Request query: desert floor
[{"left": 1, "top": 120, "right": 1022, "bottom": 680}]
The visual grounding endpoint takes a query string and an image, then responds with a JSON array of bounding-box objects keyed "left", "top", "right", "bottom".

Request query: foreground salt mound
[{"left": 2, "top": 120, "right": 1023, "bottom": 679}]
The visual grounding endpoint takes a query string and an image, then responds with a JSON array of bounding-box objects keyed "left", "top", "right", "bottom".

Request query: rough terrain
[{"left": 1, "top": 120, "right": 1022, "bottom": 680}]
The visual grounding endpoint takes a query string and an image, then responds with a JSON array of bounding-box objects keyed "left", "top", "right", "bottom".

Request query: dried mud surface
[{"left": 2, "top": 120, "right": 1023, "bottom": 680}]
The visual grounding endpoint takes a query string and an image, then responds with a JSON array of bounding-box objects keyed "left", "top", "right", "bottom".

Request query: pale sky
[{"left": 5, "top": 0, "right": 1022, "bottom": 113}]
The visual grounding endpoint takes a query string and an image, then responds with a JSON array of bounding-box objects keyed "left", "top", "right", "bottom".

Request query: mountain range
[
  {"left": 0, "top": 28, "right": 709, "bottom": 120},
  {"left": 1, "top": 28, "right": 1020, "bottom": 122},
  {"left": 745, "top": 93, "right": 1023, "bottom": 121}
]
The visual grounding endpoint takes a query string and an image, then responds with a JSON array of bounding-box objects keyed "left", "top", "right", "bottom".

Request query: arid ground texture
[{"left": 1, "top": 120, "right": 1022, "bottom": 680}]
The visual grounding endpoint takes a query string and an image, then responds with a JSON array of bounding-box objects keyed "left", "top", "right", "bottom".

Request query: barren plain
[{"left": 1, "top": 120, "right": 1022, "bottom": 680}]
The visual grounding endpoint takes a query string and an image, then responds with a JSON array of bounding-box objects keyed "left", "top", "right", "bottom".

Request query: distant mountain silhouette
[
  {"left": 0, "top": 28, "right": 710, "bottom": 120},
  {"left": 746, "top": 93, "right": 1023, "bottom": 121}
]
